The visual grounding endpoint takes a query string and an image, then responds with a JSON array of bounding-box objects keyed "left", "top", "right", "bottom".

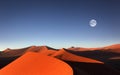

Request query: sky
[{"left": 0, "top": 0, "right": 120, "bottom": 50}]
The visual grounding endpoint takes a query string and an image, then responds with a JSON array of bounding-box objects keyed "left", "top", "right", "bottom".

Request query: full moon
[{"left": 89, "top": 19, "right": 97, "bottom": 27}]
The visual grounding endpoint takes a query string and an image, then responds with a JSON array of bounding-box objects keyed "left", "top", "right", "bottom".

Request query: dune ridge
[
  {"left": 0, "top": 44, "right": 120, "bottom": 75},
  {"left": 51, "top": 49, "right": 103, "bottom": 64},
  {"left": 0, "top": 52, "right": 73, "bottom": 75}
]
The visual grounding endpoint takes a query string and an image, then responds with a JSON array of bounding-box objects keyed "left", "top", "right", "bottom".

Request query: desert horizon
[
  {"left": 0, "top": 43, "right": 120, "bottom": 75},
  {"left": 1, "top": 43, "right": 120, "bottom": 51}
]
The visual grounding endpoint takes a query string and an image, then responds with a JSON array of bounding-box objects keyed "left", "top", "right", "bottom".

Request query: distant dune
[
  {"left": 0, "top": 44, "right": 120, "bottom": 75},
  {"left": 67, "top": 44, "right": 120, "bottom": 61}
]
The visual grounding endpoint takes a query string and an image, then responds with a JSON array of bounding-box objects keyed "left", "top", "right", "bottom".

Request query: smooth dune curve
[
  {"left": 51, "top": 49, "right": 103, "bottom": 64},
  {"left": 0, "top": 52, "right": 73, "bottom": 75}
]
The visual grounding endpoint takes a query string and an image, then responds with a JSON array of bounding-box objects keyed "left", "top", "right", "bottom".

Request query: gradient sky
[{"left": 0, "top": 0, "right": 120, "bottom": 50}]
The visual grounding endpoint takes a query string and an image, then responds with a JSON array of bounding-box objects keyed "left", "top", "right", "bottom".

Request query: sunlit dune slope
[
  {"left": 0, "top": 46, "right": 58, "bottom": 69},
  {"left": 68, "top": 44, "right": 120, "bottom": 52},
  {"left": 0, "top": 44, "right": 120, "bottom": 75},
  {"left": 105, "top": 44, "right": 120, "bottom": 49},
  {"left": 68, "top": 47, "right": 103, "bottom": 51},
  {"left": 51, "top": 49, "right": 103, "bottom": 64},
  {"left": 0, "top": 52, "right": 73, "bottom": 75},
  {"left": 103, "top": 44, "right": 120, "bottom": 53},
  {"left": 67, "top": 44, "right": 120, "bottom": 61}
]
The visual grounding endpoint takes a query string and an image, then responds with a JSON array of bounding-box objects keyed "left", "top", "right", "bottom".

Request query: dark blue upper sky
[{"left": 0, "top": 0, "right": 120, "bottom": 50}]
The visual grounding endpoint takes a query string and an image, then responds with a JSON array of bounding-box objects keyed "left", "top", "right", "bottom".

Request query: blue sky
[{"left": 0, "top": 0, "right": 120, "bottom": 50}]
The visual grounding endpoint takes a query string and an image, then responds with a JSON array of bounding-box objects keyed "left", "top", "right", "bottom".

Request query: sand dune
[
  {"left": 0, "top": 46, "right": 57, "bottom": 57},
  {"left": 1, "top": 47, "right": 30, "bottom": 57},
  {"left": 0, "top": 46, "right": 57, "bottom": 69},
  {"left": 68, "top": 47, "right": 90, "bottom": 51},
  {"left": 67, "top": 44, "right": 120, "bottom": 61},
  {"left": 68, "top": 46, "right": 104, "bottom": 51},
  {"left": 0, "top": 44, "right": 120, "bottom": 75},
  {"left": 51, "top": 49, "right": 103, "bottom": 64},
  {"left": 68, "top": 44, "right": 120, "bottom": 51},
  {"left": 103, "top": 44, "right": 120, "bottom": 53},
  {"left": 104, "top": 44, "right": 120, "bottom": 49},
  {"left": 0, "top": 52, "right": 73, "bottom": 75}
]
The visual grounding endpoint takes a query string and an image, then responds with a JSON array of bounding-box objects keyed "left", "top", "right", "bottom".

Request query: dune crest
[
  {"left": 0, "top": 52, "right": 73, "bottom": 75},
  {"left": 51, "top": 49, "right": 103, "bottom": 64},
  {"left": 0, "top": 44, "right": 120, "bottom": 75}
]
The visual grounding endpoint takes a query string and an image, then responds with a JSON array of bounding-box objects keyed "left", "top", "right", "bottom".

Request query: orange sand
[
  {"left": 51, "top": 49, "right": 103, "bottom": 64},
  {"left": 0, "top": 52, "right": 73, "bottom": 75}
]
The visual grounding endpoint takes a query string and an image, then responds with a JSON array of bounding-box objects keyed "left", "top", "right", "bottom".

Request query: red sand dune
[
  {"left": 1, "top": 47, "right": 30, "bottom": 57},
  {"left": 68, "top": 47, "right": 103, "bottom": 51},
  {"left": 0, "top": 46, "right": 57, "bottom": 57},
  {"left": 39, "top": 49, "right": 57, "bottom": 56},
  {"left": 104, "top": 44, "right": 120, "bottom": 53},
  {"left": 51, "top": 49, "right": 103, "bottom": 64},
  {"left": 68, "top": 47, "right": 89, "bottom": 51},
  {"left": 104, "top": 44, "right": 120, "bottom": 49},
  {"left": 33, "top": 46, "right": 57, "bottom": 55},
  {"left": 0, "top": 44, "right": 120, "bottom": 75},
  {"left": 68, "top": 44, "right": 120, "bottom": 52},
  {"left": 0, "top": 52, "right": 73, "bottom": 75}
]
